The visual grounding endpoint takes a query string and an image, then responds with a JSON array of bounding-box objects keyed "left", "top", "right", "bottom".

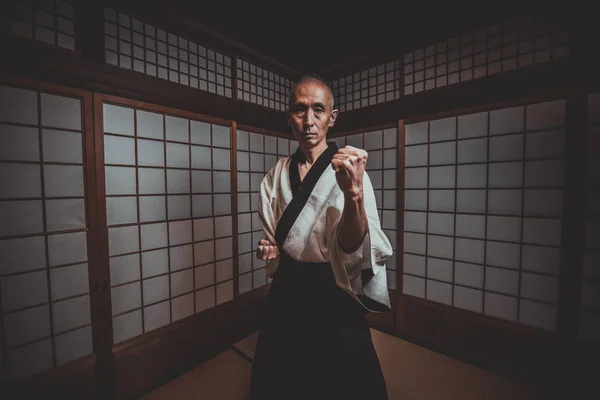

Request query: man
[{"left": 250, "top": 75, "right": 392, "bottom": 400}]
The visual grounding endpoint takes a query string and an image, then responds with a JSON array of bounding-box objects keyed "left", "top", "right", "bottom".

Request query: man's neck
[{"left": 298, "top": 140, "right": 328, "bottom": 166}]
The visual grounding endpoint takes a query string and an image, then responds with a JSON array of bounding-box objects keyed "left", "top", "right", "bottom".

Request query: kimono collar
[
  {"left": 275, "top": 141, "right": 338, "bottom": 248},
  {"left": 289, "top": 141, "right": 338, "bottom": 196}
]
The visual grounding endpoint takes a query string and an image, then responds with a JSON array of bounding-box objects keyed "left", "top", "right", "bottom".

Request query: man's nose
[{"left": 303, "top": 109, "right": 314, "bottom": 126}]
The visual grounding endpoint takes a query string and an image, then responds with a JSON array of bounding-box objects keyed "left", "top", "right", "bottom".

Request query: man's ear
[
  {"left": 329, "top": 109, "right": 339, "bottom": 127},
  {"left": 287, "top": 113, "right": 292, "bottom": 126}
]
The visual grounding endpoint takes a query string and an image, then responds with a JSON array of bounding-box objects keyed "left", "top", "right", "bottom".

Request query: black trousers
[{"left": 250, "top": 253, "right": 388, "bottom": 400}]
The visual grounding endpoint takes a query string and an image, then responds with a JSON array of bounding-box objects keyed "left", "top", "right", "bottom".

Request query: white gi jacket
[{"left": 258, "top": 142, "right": 394, "bottom": 312}]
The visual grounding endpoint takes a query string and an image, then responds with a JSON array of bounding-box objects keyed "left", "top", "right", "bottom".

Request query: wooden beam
[
  {"left": 554, "top": 93, "right": 587, "bottom": 400},
  {"left": 554, "top": 7, "right": 595, "bottom": 399}
]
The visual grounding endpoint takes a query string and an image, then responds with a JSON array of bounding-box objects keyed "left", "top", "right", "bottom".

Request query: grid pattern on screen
[
  {"left": 102, "top": 103, "right": 234, "bottom": 345},
  {"left": 579, "top": 93, "right": 600, "bottom": 339},
  {"left": 403, "top": 99, "right": 566, "bottom": 331},
  {"left": 236, "top": 60, "right": 294, "bottom": 112},
  {"left": 103, "top": 8, "right": 233, "bottom": 98},
  {"left": 403, "top": 15, "right": 569, "bottom": 96},
  {"left": 331, "top": 61, "right": 401, "bottom": 112},
  {"left": 331, "top": 129, "right": 399, "bottom": 291},
  {"left": 0, "top": 85, "right": 92, "bottom": 380},
  {"left": 236, "top": 130, "right": 296, "bottom": 294},
  {"left": 2, "top": 0, "right": 76, "bottom": 51}
]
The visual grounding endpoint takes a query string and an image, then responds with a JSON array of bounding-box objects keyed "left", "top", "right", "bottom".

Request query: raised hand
[
  {"left": 330, "top": 145, "right": 368, "bottom": 198},
  {"left": 256, "top": 239, "right": 279, "bottom": 262}
]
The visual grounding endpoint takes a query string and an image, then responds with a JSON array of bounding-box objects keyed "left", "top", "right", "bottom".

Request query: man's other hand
[{"left": 256, "top": 239, "right": 279, "bottom": 262}]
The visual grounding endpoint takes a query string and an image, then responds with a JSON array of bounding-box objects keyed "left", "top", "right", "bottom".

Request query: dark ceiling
[{"left": 160, "top": 0, "right": 562, "bottom": 75}]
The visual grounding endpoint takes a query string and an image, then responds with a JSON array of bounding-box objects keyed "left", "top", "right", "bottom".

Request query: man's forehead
[{"left": 292, "top": 80, "right": 330, "bottom": 102}]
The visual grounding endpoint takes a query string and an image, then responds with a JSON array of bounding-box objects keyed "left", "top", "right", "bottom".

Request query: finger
[
  {"left": 331, "top": 162, "right": 352, "bottom": 175},
  {"left": 261, "top": 249, "right": 268, "bottom": 262},
  {"left": 333, "top": 153, "right": 348, "bottom": 158},
  {"left": 258, "top": 245, "right": 264, "bottom": 261},
  {"left": 342, "top": 145, "right": 359, "bottom": 151},
  {"left": 331, "top": 159, "right": 345, "bottom": 172},
  {"left": 338, "top": 148, "right": 368, "bottom": 160},
  {"left": 342, "top": 159, "right": 354, "bottom": 170},
  {"left": 259, "top": 239, "right": 271, "bottom": 246},
  {"left": 268, "top": 245, "right": 278, "bottom": 260},
  {"left": 332, "top": 155, "right": 350, "bottom": 162},
  {"left": 333, "top": 153, "right": 360, "bottom": 164},
  {"left": 336, "top": 149, "right": 360, "bottom": 156}
]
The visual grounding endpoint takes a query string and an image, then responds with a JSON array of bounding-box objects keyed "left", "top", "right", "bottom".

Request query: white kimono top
[{"left": 258, "top": 142, "right": 394, "bottom": 312}]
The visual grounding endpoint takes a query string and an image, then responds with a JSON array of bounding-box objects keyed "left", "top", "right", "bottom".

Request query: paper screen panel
[
  {"left": 403, "top": 99, "right": 566, "bottom": 331},
  {"left": 104, "top": 102, "right": 234, "bottom": 344},
  {"left": 236, "top": 130, "right": 291, "bottom": 293},
  {"left": 104, "top": 8, "right": 232, "bottom": 98},
  {"left": 403, "top": 13, "right": 568, "bottom": 96},
  {"left": 332, "top": 61, "right": 401, "bottom": 113},
  {"left": 236, "top": 59, "right": 294, "bottom": 112},
  {"left": 5, "top": 0, "right": 75, "bottom": 51},
  {"left": 0, "top": 85, "right": 92, "bottom": 380}
]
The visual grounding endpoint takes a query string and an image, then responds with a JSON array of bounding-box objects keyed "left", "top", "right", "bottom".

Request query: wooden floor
[{"left": 138, "top": 329, "right": 556, "bottom": 400}]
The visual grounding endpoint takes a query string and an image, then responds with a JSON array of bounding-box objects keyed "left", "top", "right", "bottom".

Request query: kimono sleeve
[
  {"left": 328, "top": 172, "right": 394, "bottom": 312},
  {"left": 258, "top": 167, "right": 279, "bottom": 279}
]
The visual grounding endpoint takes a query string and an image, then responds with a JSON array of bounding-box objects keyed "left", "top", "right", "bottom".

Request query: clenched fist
[
  {"left": 331, "top": 145, "right": 368, "bottom": 198},
  {"left": 256, "top": 239, "right": 279, "bottom": 262}
]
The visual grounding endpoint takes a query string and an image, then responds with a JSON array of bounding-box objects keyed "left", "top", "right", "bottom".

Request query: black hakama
[{"left": 250, "top": 254, "right": 388, "bottom": 400}]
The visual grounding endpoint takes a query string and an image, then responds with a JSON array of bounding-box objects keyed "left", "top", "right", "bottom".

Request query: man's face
[{"left": 288, "top": 79, "right": 338, "bottom": 150}]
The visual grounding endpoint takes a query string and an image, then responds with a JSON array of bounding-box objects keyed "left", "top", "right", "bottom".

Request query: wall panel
[
  {"left": 236, "top": 59, "right": 293, "bottom": 112},
  {"left": 0, "top": 82, "right": 95, "bottom": 383},
  {"left": 332, "top": 61, "right": 401, "bottom": 112},
  {"left": 3, "top": 0, "right": 76, "bottom": 51},
  {"left": 403, "top": 13, "right": 568, "bottom": 96},
  {"left": 402, "top": 99, "right": 566, "bottom": 332},
  {"left": 103, "top": 7, "right": 233, "bottom": 98},
  {"left": 98, "top": 96, "right": 235, "bottom": 346},
  {"left": 236, "top": 128, "right": 295, "bottom": 293}
]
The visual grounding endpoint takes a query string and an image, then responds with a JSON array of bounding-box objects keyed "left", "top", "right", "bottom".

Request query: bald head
[{"left": 289, "top": 75, "right": 334, "bottom": 111}]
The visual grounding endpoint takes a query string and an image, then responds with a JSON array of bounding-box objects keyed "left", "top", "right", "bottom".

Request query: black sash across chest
[{"left": 273, "top": 141, "right": 338, "bottom": 249}]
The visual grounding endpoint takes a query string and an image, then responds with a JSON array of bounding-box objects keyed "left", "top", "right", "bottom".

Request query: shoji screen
[
  {"left": 3, "top": 0, "right": 76, "bottom": 51},
  {"left": 331, "top": 127, "right": 399, "bottom": 292},
  {"left": 103, "top": 8, "right": 233, "bottom": 98},
  {"left": 236, "top": 59, "right": 294, "bottom": 111},
  {"left": 236, "top": 129, "right": 296, "bottom": 294},
  {"left": 403, "top": 99, "right": 566, "bottom": 331},
  {"left": 403, "top": 13, "right": 568, "bottom": 96},
  {"left": 100, "top": 98, "right": 234, "bottom": 345},
  {"left": 0, "top": 84, "right": 93, "bottom": 380},
  {"left": 580, "top": 93, "right": 600, "bottom": 339},
  {"left": 331, "top": 61, "right": 402, "bottom": 112}
]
